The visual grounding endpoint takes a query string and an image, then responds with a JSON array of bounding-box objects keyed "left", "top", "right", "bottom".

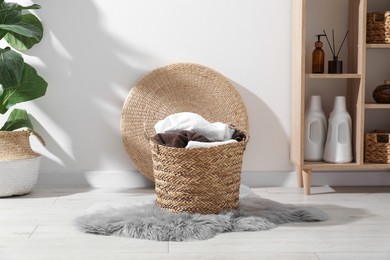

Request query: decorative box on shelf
[{"left": 365, "top": 130, "right": 390, "bottom": 164}]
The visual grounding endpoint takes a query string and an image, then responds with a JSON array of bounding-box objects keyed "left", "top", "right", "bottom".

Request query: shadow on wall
[
  {"left": 233, "top": 82, "right": 293, "bottom": 176},
  {"left": 28, "top": 0, "right": 156, "bottom": 187}
]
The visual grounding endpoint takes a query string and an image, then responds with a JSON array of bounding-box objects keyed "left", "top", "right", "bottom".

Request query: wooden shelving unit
[{"left": 291, "top": 0, "right": 390, "bottom": 195}]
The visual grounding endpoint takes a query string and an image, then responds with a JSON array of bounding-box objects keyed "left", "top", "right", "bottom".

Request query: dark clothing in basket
[
  {"left": 154, "top": 130, "right": 211, "bottom": 148},
  {"left": 232, "top": 130, "right": 246, "bottom": 142}
]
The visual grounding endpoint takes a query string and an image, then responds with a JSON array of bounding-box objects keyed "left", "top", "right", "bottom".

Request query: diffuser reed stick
[
  {"left": 332, "top": 29, "right": 335, "bottom": 57},
  {"left": 323, "top": 29, "right": 335, "bottom": 57},
  {"left": 336, "top": 30, "right": 349, "bottom": 57},
  {"left": 323, "top": 29, "right": 349, "bottom": 58}
]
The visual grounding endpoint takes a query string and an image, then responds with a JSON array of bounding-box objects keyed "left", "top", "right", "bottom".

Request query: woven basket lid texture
[{"left": 120, "top": 63, "right": 249, "bottom": 181}]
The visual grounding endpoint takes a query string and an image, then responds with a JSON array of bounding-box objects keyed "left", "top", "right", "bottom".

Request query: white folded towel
[
  {"left": 186, "top": 139, "right": 237, "bottom": 149},
  {"left": 154, "top": 112, "right": 234, "bottom": 141}
]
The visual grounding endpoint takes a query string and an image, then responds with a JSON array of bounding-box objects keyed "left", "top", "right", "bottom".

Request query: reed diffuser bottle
[
  {"left": 323, "top": 29, "right": 349, "bottom": 74},
  {"left": 312, "top": 34, "right": 325, "bottom": 73}
]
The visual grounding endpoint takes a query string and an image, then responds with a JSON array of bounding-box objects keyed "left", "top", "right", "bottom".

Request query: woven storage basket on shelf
[
  {"left": 365, "top": 130, "right": 390, "bottom": 163},
  {"left": 0, "top": 130, "right": 44, "bottom": 197},
  {"left": 151, "top": 130, "right": 248, "bottom": 214},
  {"left": 121, "top": 63, "right": 249, "bottom": 181},
  {"left": 367, "top": 12, "right": 390, "bottom": 43}
]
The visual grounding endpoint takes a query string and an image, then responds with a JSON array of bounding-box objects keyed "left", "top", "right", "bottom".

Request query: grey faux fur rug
[{"left": 75, "top": 186, "right": 328, "bottom": 241}]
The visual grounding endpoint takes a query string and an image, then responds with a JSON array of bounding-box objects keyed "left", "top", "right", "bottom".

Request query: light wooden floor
[{"left": 1, "top": 186, "right": 390, "bottom": 260}]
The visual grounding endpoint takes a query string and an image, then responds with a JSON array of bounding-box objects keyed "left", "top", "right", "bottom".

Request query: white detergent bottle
[
  {"left": 304, "top": 95, "right": 327, "bottom": 161},
  {"left": 323, "top": 96, "right": 353, "bottom": 163}
]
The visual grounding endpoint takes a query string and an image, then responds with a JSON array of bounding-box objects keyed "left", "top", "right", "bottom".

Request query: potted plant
[{"left": 0, "top": 0, "right": 47, "bottom": 197}]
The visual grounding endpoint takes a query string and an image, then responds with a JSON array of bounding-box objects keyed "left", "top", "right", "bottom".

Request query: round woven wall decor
[{"left": 120, "top": 63, "right": 249, "bottom": 181}]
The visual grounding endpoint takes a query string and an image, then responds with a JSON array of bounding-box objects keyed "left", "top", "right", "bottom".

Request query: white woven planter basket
[{"left": 0, "top": 156, "right": 41, "bottom": 197}]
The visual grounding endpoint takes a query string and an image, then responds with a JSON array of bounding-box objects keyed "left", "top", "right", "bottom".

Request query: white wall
[{"left": 5, "top": 0, "right": 390, "bottom": 188}]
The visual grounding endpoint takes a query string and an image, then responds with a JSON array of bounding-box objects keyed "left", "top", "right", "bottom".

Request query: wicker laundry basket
[
  {"left": 121, "top": 63, "right": 249, "bottom": 214},
  {"left": 151, "top": 129, "right": 248, "bottom": 214},
  {"left": 0, "top": 130, "right": 45, "bottom": 197},
  {"left": 121, "top": 63, "right": 249, "bottom": 181}
]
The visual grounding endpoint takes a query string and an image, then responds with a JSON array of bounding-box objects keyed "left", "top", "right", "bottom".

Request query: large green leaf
[
  {"left": 0, "top": 91, "right": 6, "bottom": 114},
  {"left": 0, "top": 1, "right": 40, "bottom": 13},
  {"left": 0, "top": 47, "right": 24, "bottom": 89},
  {"left": 0, "top": 1, "right": 40, "bottom": 40},
  {"left": 0, "top": 5, "right": 21, "bottom": 24},
  {"left": 4, "top": 14, "right": 43, "bottom": 50},
  {"left": 0, "top": 108, "right": 33, "bottom": 131},
  {"left": 0, "top": 1, "right": 37, "bottom": 25},
  {"left": 0, "top": 8, "right": 19, "bottom": 24},
  {"left": 0, "top": 21, "right": 41, "bottom": 39},
  {"left": 0, "top": 63, "right": 47, "bottom": 114},
  {"left": 0, "top": 29, "right": 5, "bottom": 39}
]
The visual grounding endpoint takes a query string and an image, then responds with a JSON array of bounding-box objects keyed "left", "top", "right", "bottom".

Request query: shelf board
[
  {"left": 303, "top": 161, "right": 390, "bottom": 170},
  {"left": 361, "top": 163, "right": 390, "bottom": 169},
  {"left": 305, "top": 74, "right": 361, "bottom": 79},
  {"left": 303, "top": 161, "right": 359, "bottom": 169},
  {"left": 366, "top": 43, "right": 390, "bottom": 49},
  {"left": 365, "top": 103, "right": 390, "bottom": 109}
]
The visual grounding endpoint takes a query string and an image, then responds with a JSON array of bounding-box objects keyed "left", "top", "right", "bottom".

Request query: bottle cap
[
  {"left": 310, "top": 96, "right": 322, "bottom": 111},
  {"left": 315, "top": 41, "right": 323, "bottom": 48},
  {"left": 315, "top": 34, "right": 326, "bottom": 48}
]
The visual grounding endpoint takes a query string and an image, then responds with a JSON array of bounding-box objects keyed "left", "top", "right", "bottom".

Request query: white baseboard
[
  {"left": 36, "top": 171, "right": 155, "bottom": 188},
  {"left": 36, "top": 170, "right": 390, "bottom": 188}
]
